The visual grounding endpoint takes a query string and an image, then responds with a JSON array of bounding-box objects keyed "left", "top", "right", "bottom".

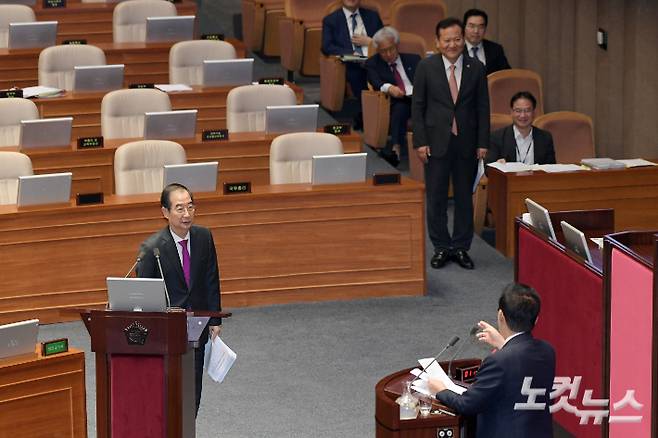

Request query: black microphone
[
  {"left": 412, "top": 335, "right": 460, "bottom": 384},
  {"left": 153, "top": 248, "right": 171, "bottom": 309},
  {"left": 447, "top": 326, "right": 479, "bottom": 378},
  {"left": 125, "top": 251, "right": 145, "bottom": 277}
]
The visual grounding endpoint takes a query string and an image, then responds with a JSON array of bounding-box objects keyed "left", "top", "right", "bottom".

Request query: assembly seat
[
  {"left": 38, "top": 45, "right": 106, "bottom": 90},
  {"left": 488, "top": 69, "right": 544, "bottom": 116},
  {"left": 241, "top": 0, "right": 285, "bottom": 55},
  {"left": 0, "top": 5, "right": 35, "bottom": 49},
  {"left": 390, "top": 0, "right": 446, "bottom": 50},
  {"left": 534, "top": 111, "right": 595, "bottom": 163},
  {"left": 0, "top": 152, "right": 33, "bottom": 205},
  {"left": 101, "top": 88, "right": 172, "bottom": 139},
  {"left": 114, "top": 140, "right": 186, "bottom": 195},
  {"left": 0, "top": 98, "right": 39, "bottom": 147},
  {"left": 169, "top": 40, "right": 237, "bottom": 85},
  {"left": 113, "top": 0, "right": 177, "bottom": 43},
  {"left": 226, "top": 84, "right": 297, "bottom": 132},
  {"left": 269, "top": 132, "right": 343, "bottom": 184}
]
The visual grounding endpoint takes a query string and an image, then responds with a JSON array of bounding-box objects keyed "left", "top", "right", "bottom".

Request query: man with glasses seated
[
  {"left": 463, "top": 8, "right": 511, "bottom": 75},
  {"left": 137, "top": 182, "right": 222, "bottom": 417},
  {"left": 486, "top": 91, "right": 556, "bottom": 165}
]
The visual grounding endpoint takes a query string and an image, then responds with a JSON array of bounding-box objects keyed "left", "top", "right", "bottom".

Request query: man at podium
[
  {"left": 137, "top": 183, "right": 222, "bottom": 415},
  {"left": 429, "top": 283, "right": 555, "bottom": 438}
]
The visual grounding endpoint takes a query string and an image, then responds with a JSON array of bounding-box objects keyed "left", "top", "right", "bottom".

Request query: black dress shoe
[
  {"left": 379, "top": 151, "right": 400, "bottom": 167},
  {"left": 430, "top": 249, "right": 451, "bottom": 269},
  {"left": 452, "top": 250, "right": 475, "bottom": 269}
]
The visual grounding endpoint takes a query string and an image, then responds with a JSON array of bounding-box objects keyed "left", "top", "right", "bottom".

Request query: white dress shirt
[
  {"left": 342, "top": 7, "right": 369, "bottom": 56},
  {"left": 169, "top": 228, "right": 191, "bottom": 267},
  {"left": 513, "top": 125, "right": 535, "bottom": 164},
  {"left": 465, "top": 41, "right": 486, "bottom": 65},
  {"left": 380, "top": 55, "right": 413, "bottom": 96},
  {"left": 442, "top": 54, "right": 463, "bottom": 89}
]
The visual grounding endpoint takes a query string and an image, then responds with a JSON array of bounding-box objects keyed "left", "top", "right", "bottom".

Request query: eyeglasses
[
  {"left": 466, "top": 23, "right": 486, "bottom": 31},
  {"left": 173, "top": 204, "right": 196, "bottom": 214},
  {"left": 512, "top": 108, "right": 533, "bottom": 115}
]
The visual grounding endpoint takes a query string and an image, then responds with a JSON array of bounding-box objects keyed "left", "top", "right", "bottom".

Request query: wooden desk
[
  {"left": 0, "top": 38, "right": 246, "bottom": 90},
  {"left": 488, "top": 165, "right": 658, "bottom": 257},
  {"left": 0, "top": 348, "right": 86, "bottom": 437},
  {"left": 0, "top": 179, "right": 425, "bottom": 324},
  {"left": 2, "top": 131, "right": 362, "bottom": 195}
]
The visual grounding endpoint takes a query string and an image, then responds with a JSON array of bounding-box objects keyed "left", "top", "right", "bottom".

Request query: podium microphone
[
  {"left": 412, "top": 335, "right": 460, "bottom": 383},
  {"left": 447, "top": 326, "right": 479, "bottom": 378},
  {"left": 153, "top": 248, "right": 171, "bottom": 309},
  {"left": 125, "top": 251, "right": 145, "bottom": 277}
]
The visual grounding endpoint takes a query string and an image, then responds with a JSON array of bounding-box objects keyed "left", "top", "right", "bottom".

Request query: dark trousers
[
  {"left": 425, "top": 135, "right": 476, "bottom": 251},
  {"left": 346, "top": 63, "right": 368, "bottom": 107},
  {"left": 387, "top": 97, "right": 411, "bottom": 154},
  {"left": 194, "top": 329, "right": 209, "bottom": 417}
]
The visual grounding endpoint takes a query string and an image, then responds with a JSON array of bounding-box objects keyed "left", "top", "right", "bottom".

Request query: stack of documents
[
  {"left": 617, "top": 159, "right": 657, "bottom": 168},
  {"left": 22, "top": 86, "right": 63, "bottom": 98},
  {"left": 409, "top": 357, "right": 467, "bottom": 397},
  {"left": 486, "top": 162, "right": 586, "bottom": 173},
  {"left": 155, "top": 84, "right": 193, "bottom": 93}
]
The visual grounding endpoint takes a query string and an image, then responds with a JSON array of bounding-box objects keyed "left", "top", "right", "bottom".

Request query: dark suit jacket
[
  {"left": 365, "top": 52, "right": 421, "bottom": 92},
  {"left": 321, "top": 7, "right": 383, "bottom": 56},
  {"left": 411, "top": 54, "right": 490, "bottom": 159},
  {"left": 481, "top": 39, "right": 511, "bottom": 75},
  {"left": 438, "top": 333, "right": 555, "bottom": 438},
  {"left": 486, "top": 125, "right": 556, "bottom": 165},
  {"left": 137, "top": 225, "right": 222, "bottom": 325}
]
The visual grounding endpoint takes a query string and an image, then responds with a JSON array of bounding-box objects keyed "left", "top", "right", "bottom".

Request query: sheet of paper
[
  {"left": 155, "top": 84, "right": 193, "bottom": 93},
  {"left": 472, "top": 158, "right": 485, "bottom": 193},
  {"left": 617, "top": 158, "right": 657, "bottom": 168},
  {"left": 413, "top": 358, "right": 467, "bottom": 395},
  {"left": 486, "top": 161, "right": 534, "bottom": 173},
  {"left": 204, "top": 336, "right": 236, "bottom": 383},
  {"left": 535, "top": 164, "right": 586, "bottom": 173},
  {"left": 521, "top": 212, "right": 534, "bottom": 226},
  {"left": 22, "top": 86, "right": 63, "bottom": 98}
]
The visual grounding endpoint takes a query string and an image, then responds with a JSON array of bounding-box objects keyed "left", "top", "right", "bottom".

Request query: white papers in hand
[
  {"left": 410, "top": 358, "right": 467, "bottom": 396},
  {"left": 155, "top": 84, "right": 193, "bottom": 93},
  {"left": 617, "top": 159, "right": 657, "bottom": 168},
  {"left": 486, "top": 161, "right": 534, "bottom": 173},
  {"left": 204, "top": 336, "right": 236, "bottom": 383},
  {"left": 472, "top": 158, "right": 485, "bottom": 193},
  {"left": 22, "top": 86, "right": 63, "bottom": 98}
]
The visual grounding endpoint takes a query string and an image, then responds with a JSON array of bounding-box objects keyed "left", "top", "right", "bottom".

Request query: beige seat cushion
[
  {"left": 269, "top": 132, "right": 343, "bottom": 184},
  {"left": 38, "top": 45, "right": 107, "bottom": 90},
  {"left": 113, "top": 0, "right": 177, "bottom": 43},
  {"left": 101, "top": 89, "right": 172, "bottom": 139},
  {"left": 0, "top": 152, "right": 33, "bottom": 205},
  {"left": 227, "top": 84, "right": 297, "bottom": 132},
  {"left": 0, "top": 98, "right": 39, "bottom": 147},
  {"left": 0, "top": 5, "right": 35, "bottom": 49},
  {"left": 114, "top": 140, "right": 186, "bottom": 195},
  {"left": 169, "top": 40, "right": 237, "bottom": 85}
]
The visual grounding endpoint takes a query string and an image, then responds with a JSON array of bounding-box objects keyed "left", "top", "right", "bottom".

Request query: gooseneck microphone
[
  {"left": 412, "top": 335, "right": 460, "bottom": 384},
  {"left": 447, "top": 326, "right": 479, "bottom": 378},
  {"left": 153, "top": 248, "right": 171, "bottom": 309},
  {"left": 125, "top": 251, "right": 145, "bottom": 277}
]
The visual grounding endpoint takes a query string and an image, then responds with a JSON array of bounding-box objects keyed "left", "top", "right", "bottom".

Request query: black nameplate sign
[
  {"left": 43, "top": 0, "right": 66, "bottom": 8},
  {"left": 42, "top": 338, "right": 69, "bottom": 356},
  {"left": 201, "top": 33, "right": 225, "bottom": 41},
  {"left": 202, "top": 129, "right": 229, "bottom": 142},
  {"left": 323, "top": 123, "right": 351, "bottom": 136},
  {"left": 76, "top": 192, "right": 104, "bottom": 205},
  {"left": 223, "top": 182, "right": 251, "bottom": 195},
  {"left": 258, "top": 77, "right": 285, "bottom": 86},
  {"left": 63, "top": 39, "right": 87, "bottom": 45},
  {"left": 77, "top": 136, "right": 104, "bottom": 149},
  {"left": 0, "top": 89, "right": 23, "bottom": 98},
  {"left": 129, "top": 83, "right": 155, "bottom": 89},
  {"left": 373, "top": 173, "right": 401, "bottom": 185}
]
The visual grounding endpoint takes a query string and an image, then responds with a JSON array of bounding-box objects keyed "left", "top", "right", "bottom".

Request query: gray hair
[{"left": 372, "top": 26, "right": 400, "bottom": 48}]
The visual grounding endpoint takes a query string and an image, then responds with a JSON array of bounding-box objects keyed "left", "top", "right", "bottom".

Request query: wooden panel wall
[{"left": 439, "top": 0, "right": 658, "bottom": 158}]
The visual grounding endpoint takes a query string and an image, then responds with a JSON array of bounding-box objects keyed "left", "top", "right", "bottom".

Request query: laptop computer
[
  {"left": 106, "top": 277, "right": 167, "bottom": 312},
  {"left": 202, "top": 58, "right": 254, "bottom": 87},
  {"left": 265, "top": 104, "right": 318, "bottom": 134},
  {"left": 73, "top": 64, "right": 125, "bottom": 92},
  {"left": 19, "top": 117, "right": 73, "bottom": 149},
  {"left": 8, "top": 21, "right": 57, "bottom": 50},
  {"left": 143, "top": 109, "right": 197, "bottom": 139},
  {"left": 145, "top": 16, "right": 195, "bottom": 43},
  {"left": 525, "top": 198, "right": 557, "bottom": 241},
  {"left": 163, "top": 161, "right": 218, "bottom": 193},
  {"left": 312, "top": 153, "right": 367, "bottom": 185},
  {"left": 0, "top": 319, "right": 39, "bottom": 360},
  {"left": 560, "top": 221, "right": 593, "bottom": 264},
  {"left": 17, "top": 172, "right": 72, "bottom": 207}
]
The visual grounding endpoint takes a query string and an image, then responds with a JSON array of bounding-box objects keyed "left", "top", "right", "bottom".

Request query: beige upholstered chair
[
  {"left": 101, "top": 89, "right": 172, "bottom": 139},
  {"left": 114, "top": 140, "right": 186, "bottom": 195},
  {"left": 0, "top": 152, "right": 33, "bottom": 205},
  {"left": 269, "top": 132, "right": 343, "bottom": 184},
  {"left": 390, "top": 0, "right": 446, "bottom": 50},
  {"left": 0, "top": 98, "right": 39, "bottom": 147},
  {"left": 169, "top": 40, "right": 237, "bottom": 85},
  {"left": 0, "top": 5, "right": 36, "bottom": 49},
  {"left": 534, "top": 111, "right": 595, "bottom": 163},
  {"left": 226, "top": 84, "right": 297, "bottom": 132},
  {"left": 490, "top": 113, "right": 513, "bottom": 133},
  {"left": 113, "top": 0, "right": 177, "bottom": 43},
  {"left": 241, "top": 0, "right": 285, "bottom": 55},
  {"left": 38, "top": 45, "right": 106, "bottom": 90},
  {"left": 488, "top": 69, "right": 544, "bottom": 116}
]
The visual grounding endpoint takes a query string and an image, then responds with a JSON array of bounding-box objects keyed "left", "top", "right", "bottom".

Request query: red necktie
[{"left": 389, "top": 62, "right": 406, "bottom": 95}]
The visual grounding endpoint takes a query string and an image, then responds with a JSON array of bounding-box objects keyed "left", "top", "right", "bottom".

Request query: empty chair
[
  {"left": 241, "top": 0, "right": 285, "bottom": 55},
  {"left": 0, "top": 5, "right": 35, "bottom": 49},
  {"left": 114, "top": 140, "right": 186, "bottom": 195},
  {"left": 113, "top": 0, "right": 177, "bottom": 43},
  {"left": 363, "top": 0, "right": 394, "bottom": 24},
  {"left": 101, "top": 88, "right": 172, "bottom": 139},
  {"left": 488, "top": 69, "right": 544, "bottom": 116},
  {"left": 169, "top": 40, "right": 237, "bottom": 85},
  {"left": 490, "top": 113, "right": 513, "bottom": 133},
  {"left": 269, "top": 132, "right": 343, "bottom": 184},
  {"left": 534, "top": 111, "right": 595, "bottom": 163},
  {"left": 38, "top": 45, "right": 106, "bottom": 90},
  {"left": 0, "top": 98, "right": 39, "bottom": 147},
  {"left": 226, "top": 84, "right": 297, "bottom": 132},
  {"left": 390, "top": 0, "right": 446, "bottom": 50},
  {"left": 0, "top": 152, "right": 33, "bottom": 205}
]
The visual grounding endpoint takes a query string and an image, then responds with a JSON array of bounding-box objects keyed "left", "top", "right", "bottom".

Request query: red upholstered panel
[
  {"left": 609, "top": 249, "right": 653, "bottom": 438},
  {"left": 518, "top": 227, "right": 604, "bottom": 438},
  {"left": 111, "top": 355, "right": 165, "bottom": 438}
]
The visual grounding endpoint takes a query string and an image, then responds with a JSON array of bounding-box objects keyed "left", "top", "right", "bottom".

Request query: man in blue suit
[
  {"left": 365, "top": 26, "right": 420, "bottom": 166},
  {"left": 322, "top": 0, "right": 383, "bottom": 129},
  {"left": 429, "top": 283, "right": 555, "bottom": 438}
]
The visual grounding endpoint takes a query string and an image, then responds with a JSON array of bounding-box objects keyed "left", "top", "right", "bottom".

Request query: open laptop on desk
[
  {"left": 17, "top": 172, "right": 72, "bottom": 207},
  {"left": 525, "top": 198, "right": 557, "bottom": 241},
  {"left": 8, "top": 21, "right": 57, "bottom": 50},
  {"left": 145, "top": 16, "right": 195, "bottom": 42},
  {"left": 107, "top": 277, "right": 167, "bottom": 312},
  {"left": 0, "top": 319, "right": 38, "bottom": 360},
  {"left": 19, "top": 117, "right": 72, "bottom": 149},
  {"left": 560, "top": 221, "right": 594, "bottom": 264},
  {"left": 143, "top": 110, "right": 197, "bottom": 139},
  {"left": 73, "top": 64, "right": 125, "bottom": 92},
  {"left": 163, "top": 162, "right": 218, "bottom": 193},
  {"left": 202, "top": 58, "right": 254, "bottom": 87},
  {"left": 265, "top": 104, "right": 318, "bottom": 134},
  {"left": 312, "top": 153, "right": 367, "bottom": 185}
]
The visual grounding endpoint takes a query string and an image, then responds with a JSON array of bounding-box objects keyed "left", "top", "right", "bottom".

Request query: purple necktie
[
  {"left": 179, "top": 239, "right": 191, "bottom": 288},
  {"left": 389, "top": 62, "right": 406, "bottom": 95}
]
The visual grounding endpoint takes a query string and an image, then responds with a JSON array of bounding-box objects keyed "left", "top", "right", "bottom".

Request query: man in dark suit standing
[
  {"left": 463, "top": 9, "right": 511, "bottom": 75},
  {"left": 137, "top": 183, "right": 222, "bottom": 416},
  {"left": 486, "top": 91, "right": 556, "bottom": 165},
  {"left": 429, "top": 283, "right": 555, "bottom": 438},
  {"left": 365, "top": 26, "right": 421, "bottom": 167},
  {"left": 411, "top": 17, "right": 490, "bottom": 270},
  {"left": 322, "top": 0, "right": 383, "bottom": 129}
]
